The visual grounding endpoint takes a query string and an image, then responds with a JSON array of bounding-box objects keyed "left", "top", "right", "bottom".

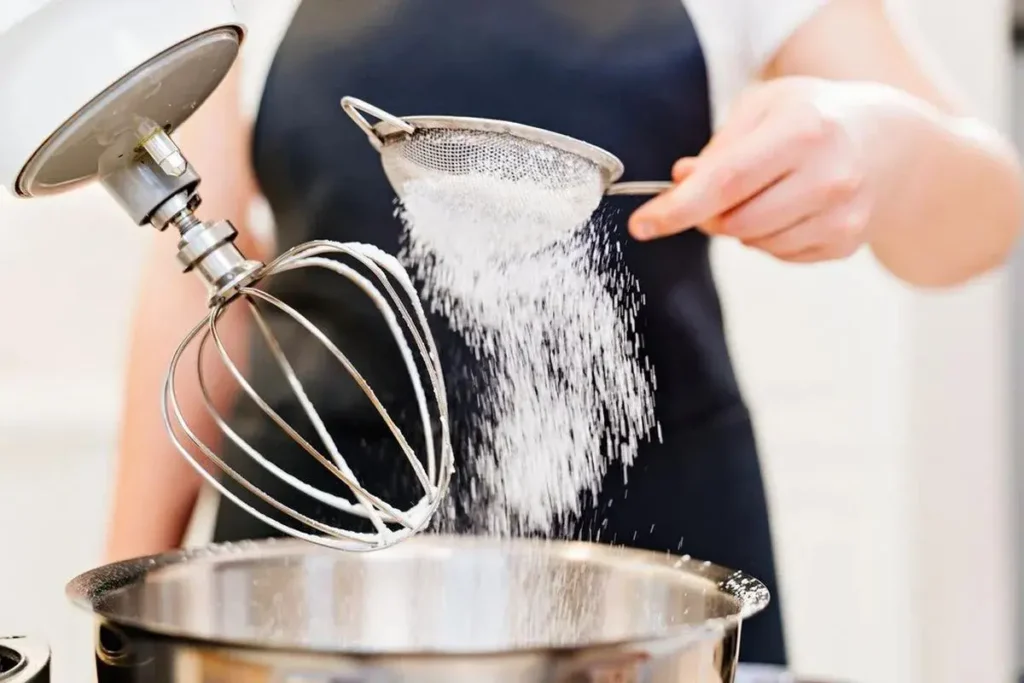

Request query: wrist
[{"left": 825, "top": 81, "right": 948, "bottom": 238}]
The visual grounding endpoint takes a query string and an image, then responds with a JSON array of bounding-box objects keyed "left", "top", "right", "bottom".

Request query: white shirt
[
  {"left": 237, "top": 0, "right": 835, "bottom": 128},
  {"left": 684, "top": 0, "right": 833, "bottom": 126}
]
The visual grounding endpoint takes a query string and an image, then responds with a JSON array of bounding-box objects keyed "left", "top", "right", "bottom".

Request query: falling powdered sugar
[{"left": 394, "top": 136, "right": 657, "bottom": 537}]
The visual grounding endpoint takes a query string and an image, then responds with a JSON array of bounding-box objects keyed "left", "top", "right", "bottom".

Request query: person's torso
[{"left": 249, "top": 0, "right": 744, "bottom": 443}]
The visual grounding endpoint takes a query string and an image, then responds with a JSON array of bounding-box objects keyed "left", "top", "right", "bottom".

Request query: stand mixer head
[{"left": 0, "top": 0, "right": 454, "bottom": 550}]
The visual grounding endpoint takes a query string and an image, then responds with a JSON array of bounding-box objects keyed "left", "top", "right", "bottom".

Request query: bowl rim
[{"left": 66, "top": 535, "right": 770, "bottom": 658}]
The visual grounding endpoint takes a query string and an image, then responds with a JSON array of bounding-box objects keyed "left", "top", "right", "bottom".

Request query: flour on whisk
[{"left": 397, "top": 168, "right": 658, "bottom": 536}]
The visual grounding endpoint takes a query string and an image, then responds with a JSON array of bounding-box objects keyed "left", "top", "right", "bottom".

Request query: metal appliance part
[
  {"left": 342, "top": 96, "right": 675, "bottom": 200},
  {"left": 14, "top": 28, "right": 240, "bottom": 197},
  {"left": 0, "top": 0, "right": 244, "bottom": 196},
  {"left": 0, "top": 0, "right": 454, "bottom": 550},
  {"left": 0, "top": 637, "right": 50, "bottom": 683},
  {"left": 67, "top": 536, "right": 769, "bottom": 683},
  {"left": 100, "top": 116, "right": 453, "bottom": 552}
]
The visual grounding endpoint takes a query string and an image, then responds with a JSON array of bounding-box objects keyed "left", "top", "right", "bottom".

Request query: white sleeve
[
  {"left": 684, "top": 0, "right": 834, "bottom": 128},
  {"left": 744, "top": 0, "right": 834, "bottom": 68}
]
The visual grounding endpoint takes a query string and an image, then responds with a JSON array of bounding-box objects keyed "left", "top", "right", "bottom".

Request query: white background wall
[
  {"left": 716, "top": 2, "right": 1016, "bottom": 682},
  {"left": 0, "top": 2, "right": 1015, "bottom": 683}
]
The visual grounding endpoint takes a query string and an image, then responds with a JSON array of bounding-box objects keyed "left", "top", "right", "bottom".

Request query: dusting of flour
[{"left": 396, "top": 159, "right": 658, "bottom": 537}]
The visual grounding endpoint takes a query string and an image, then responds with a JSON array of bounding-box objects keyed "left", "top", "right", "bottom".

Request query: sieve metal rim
[
  {"left": 342, "top": 94, "right": 626, "bottom": 188},
  {"left": 342, "top": 96, "right": 674, "bottom": 197}
]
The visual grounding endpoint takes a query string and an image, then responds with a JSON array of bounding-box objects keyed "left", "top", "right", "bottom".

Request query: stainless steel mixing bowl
[
  {"left": 66, "top": 535, "right": 769, "bottom": 682},
  {"left": 0, "top": 637, "right": 49, "bottom": 683}
]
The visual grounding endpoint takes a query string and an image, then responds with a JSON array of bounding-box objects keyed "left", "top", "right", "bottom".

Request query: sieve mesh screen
[{"left": 380, "top": 128, "right": 605, "bottom": 197}]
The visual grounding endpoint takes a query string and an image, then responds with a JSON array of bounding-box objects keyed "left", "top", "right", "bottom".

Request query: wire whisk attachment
[
  {"left": 83, "top": 118, "right": 453, "bottom": 552},
  {"left": 164, "top": 237, "right": 453, "bottom": 551}
]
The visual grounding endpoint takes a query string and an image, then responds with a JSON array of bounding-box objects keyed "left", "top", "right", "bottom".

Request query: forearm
[
  {"left": 106, "top": 422, "right": 203, "bottom": 562},
  {"left": 106, "top": 234, "right": 256, "bottom": 563},
  {"left": 106, "top": 264, "right": 205, "bottom": 561},
  {"left": 863, "top": 89, "right": 1023, "bottom": 287},
  {"left": 105, "top": 308, "right": 253, "bottom": 562}
]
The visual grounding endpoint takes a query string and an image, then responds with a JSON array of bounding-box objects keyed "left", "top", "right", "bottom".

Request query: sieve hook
[{"left": 341, "top": 96, "right": 416, "bottom": 150}]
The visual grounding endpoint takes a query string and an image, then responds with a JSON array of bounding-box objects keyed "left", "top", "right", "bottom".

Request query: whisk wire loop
[{"left": 162, "top": 240, "right": 453, "bottom": 551}]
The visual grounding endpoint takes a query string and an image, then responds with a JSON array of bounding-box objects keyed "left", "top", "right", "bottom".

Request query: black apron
[{"left": 212, "top": 0, "right": 786, "bottom": 665}]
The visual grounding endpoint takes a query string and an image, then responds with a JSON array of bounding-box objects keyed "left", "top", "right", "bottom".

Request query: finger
[
  {"left": 626, "top": 159, "right": 695, "bottom": 237},
  {"left": 746, "top": 207, "right": 865, "bottom": 261},
  {"left": 782, "top": 242, "right": 862, "bottom": 263},
  {"left": 784, "top": 248, "right": 830, "bottom": 263},
  {"left": 742, "top": 213, "right": 830, "bottom": 257},
  {"left": 672, "top": 157, "right": 698, "bottom": 182},
  {"left": 711, "top": 163, "right": 859, "bottom": 241},
  {"left": 630, "top": 114, "right": 804, "bottom": 240}
]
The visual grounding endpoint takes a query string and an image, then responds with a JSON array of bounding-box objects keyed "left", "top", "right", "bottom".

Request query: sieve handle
[
  {"left": 606, "top": 180, "right": 675, "bottom": 196},
  {"left": 341, "top": 96, "right": 416, "bottom": 150}
]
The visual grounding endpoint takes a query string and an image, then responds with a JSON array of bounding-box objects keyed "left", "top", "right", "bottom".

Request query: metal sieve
[{"left": 341, "top": 97, "right": 673, "bottom": 201}]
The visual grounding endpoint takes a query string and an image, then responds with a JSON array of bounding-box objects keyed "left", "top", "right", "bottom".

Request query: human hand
[{"left": 629, "top": 77, "right": 878, "bottom": 263}]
